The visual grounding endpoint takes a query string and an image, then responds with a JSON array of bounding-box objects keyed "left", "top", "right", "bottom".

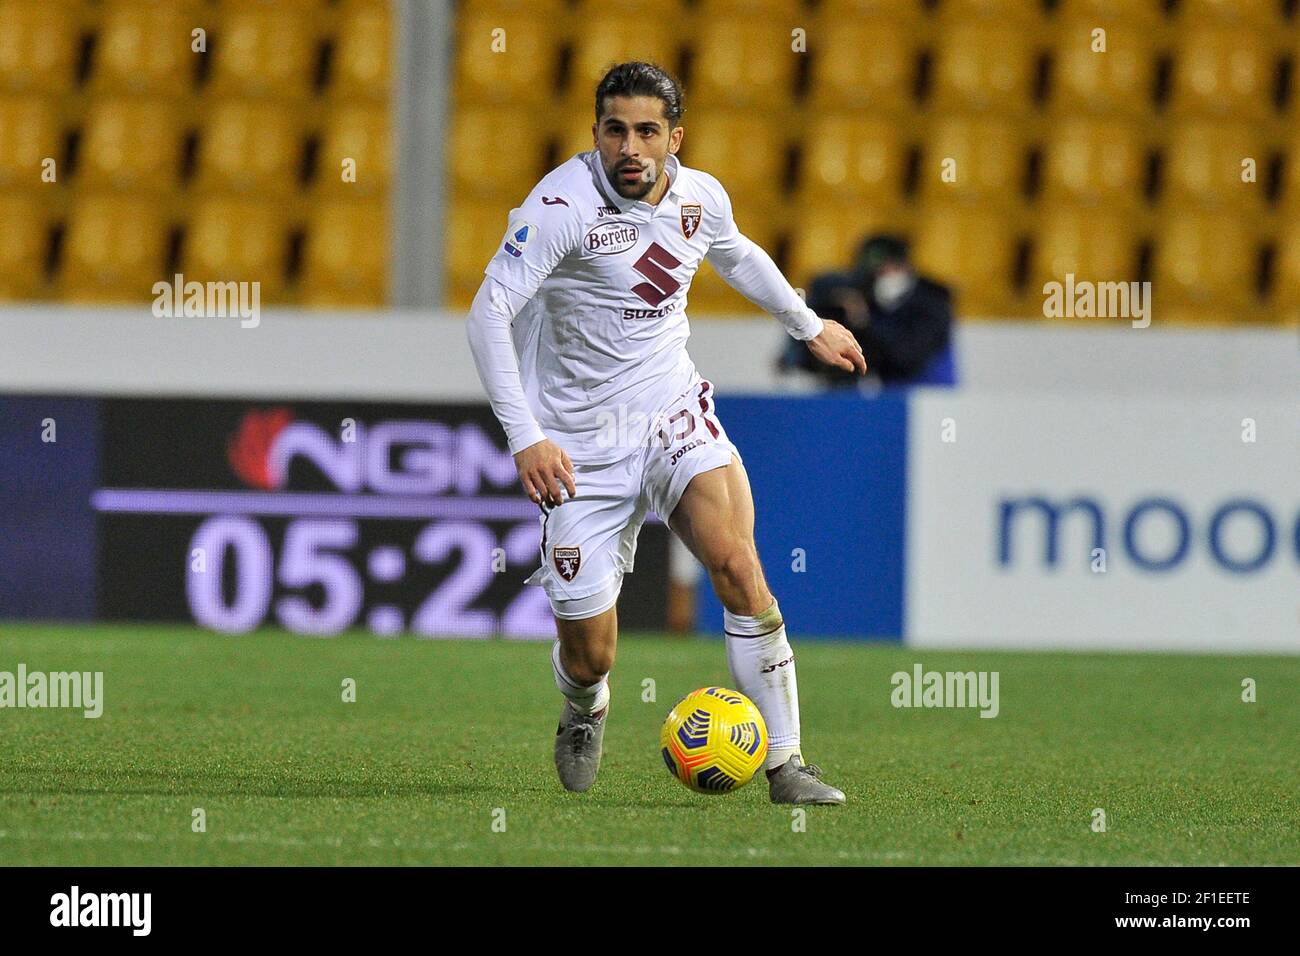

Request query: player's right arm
[{"left": 466, "top": 190, "right": 583, "bottom": 506}]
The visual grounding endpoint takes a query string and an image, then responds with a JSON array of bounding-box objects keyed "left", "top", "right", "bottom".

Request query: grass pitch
[{"left": 0, "top": 623, "right": 1296, "bottom": 866}]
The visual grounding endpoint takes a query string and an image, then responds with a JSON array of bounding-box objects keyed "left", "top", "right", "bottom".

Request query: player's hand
[
  {"left": 807, "top": 319, "right": 868, "bottom": 375},
  {"left": 514, "top": 438, "right": 577, "bottom": 507}
]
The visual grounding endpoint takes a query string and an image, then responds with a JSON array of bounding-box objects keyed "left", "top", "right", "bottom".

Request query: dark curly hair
[{"left": 594, "top": 61, "right": 685, "bottom": 127}]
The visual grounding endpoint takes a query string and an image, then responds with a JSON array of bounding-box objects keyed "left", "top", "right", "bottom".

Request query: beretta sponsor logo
[{"left": 584, "top": 221, "right": 639, "bottom": 255}]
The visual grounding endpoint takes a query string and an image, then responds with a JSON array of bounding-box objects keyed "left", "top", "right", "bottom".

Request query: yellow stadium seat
[
  {"left": 62, "top": 195, "right": 168, "bottom": 302},
  {"left": 692, "top": 0, "right": 804, "bottom": 14},
  {"left": 1153, "top": 211, "right": 1257, "bottom": 309},
  {"left": 0, "top": 95, "right": 60, "bottom": 189},
  {"left": 446, "top": 198, "right": 510, "bottom": 308},
  {"left": 678, "top": 110, "right": 786, "bottom": 208},
  {"left": 93, "top": 1, "right": 201, "bottom": 95},
  {"left": 1051, "top": 0, "right": 1165, "bottom": 25},
  {"left": 332, "top": 2, "right": 390, "bottom": 99},
  {"left": 1178, "top": 0, "right": 1283, "bottom": 27},
  {"left": 1272, "top": 217, "right": 1300, "bottom": 311},
  {"left": 0, "top": 1, "right": 78, "bottom": 94},
  {"left": 1050, "top": 20, "right": 1157, "bottom": 116},
  {"left": 806, "top": 19, "right": 916, "bottom": 113},
  {"left": 566, "top": 19, "right": 679, "bottom": 102},
  {"left": 452, "top": 105, "right": 549, "bottom": 201},
  {"left": 301, "top": 201, "right": 388, "bottom": 306},
  {"left": 800, "top": 115, "right": 907, "bottom": 203},
  {"left": 184, "top": 197, "right": 290, "bottom": 299},
  {"left": 939, "top": 0, "right": 1046, "bottom": 22},
  {"left": 468, "top": 0, "right": 569, "bottom": 15},
  {"left": 912, "top": 203, "right": 1020, "bottom": 316},
  {"left": 1031, "top": 207, "right": 1139, "bottom": 292},
  {"left": 930, "top": 23, "right": 1040, "bottom": 113},
  {"left": 0, "top": 192, "right": 48, "bottom": 298},
  {"left": 194, "top": 99, "right": 303, "bottom": 195},
  {"left": 79, "top": 98, "right": 183, "bottom": 192},
  {"left": 553, "top": 101, "right": 600, "bottom": 162},
  {"left": 1169, "top": 26, "right": 1278, "bottom": 120},
  {"left": 317, "top": 104, "right": 391, "bottom": 197},
  {"left": 920, "top": 114, "right": 1027, "bottom": 203},
  {"left": 1040, "top": 116, "right": 1147, "bottom": 207},
  {"left": 814, "top": 0, "right": 925, "bottom": 20},
  {"left": 1279, "top": 129, "right": 1300, "bottom": 209},
  {"left": 455, "top": 15, "right": 561, "bottom": 106},
  {"left": 689, "top": 20, "right": 798, "bottom": 109},
  {"left": 785, "top": 205, "right": 906, "bottom": 290},
  {"left": 1161, "top": 120, "right": 1267, "bottom": 211},
  {"left": 209, "top": 7, "right": 318, "bottom": 97}
]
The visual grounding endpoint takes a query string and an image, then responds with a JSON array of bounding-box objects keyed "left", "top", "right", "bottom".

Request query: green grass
[{"left": 0, "top": 623, "right": 1296, "bottom": 866}]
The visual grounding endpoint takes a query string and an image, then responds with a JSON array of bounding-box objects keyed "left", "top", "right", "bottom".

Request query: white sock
[
  {"left": 724, "top": 599, "right": 800, "bottom": 770},
  {"left": 551, "top": 641, "right": 609, "bottom": 716}
]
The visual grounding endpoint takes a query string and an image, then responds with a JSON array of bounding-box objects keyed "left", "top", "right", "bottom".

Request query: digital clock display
[{"left": 93, "top": 399, "right": 668, "bottom": 638}]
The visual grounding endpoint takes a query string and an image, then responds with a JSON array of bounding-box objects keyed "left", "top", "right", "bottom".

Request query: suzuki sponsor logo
[{"left": 998, "top": 495, "right": 1297, "bottom": 574}]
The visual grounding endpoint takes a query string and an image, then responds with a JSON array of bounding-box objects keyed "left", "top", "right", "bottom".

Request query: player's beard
[{"left": 607, "top": 158, "right": 659, "bottom": 200}]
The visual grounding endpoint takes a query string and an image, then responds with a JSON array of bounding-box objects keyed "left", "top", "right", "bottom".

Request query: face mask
[{"left": 874, "top": 272, "right": 915, "bottom": 308}]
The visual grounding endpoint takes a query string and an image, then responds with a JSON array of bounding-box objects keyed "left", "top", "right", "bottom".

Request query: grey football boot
[
  {"left": 767, "top": 755, "right": 846, "bottom": 805},
  {"left": 554, "top": 700, "right": 608, "bottom": 792}
]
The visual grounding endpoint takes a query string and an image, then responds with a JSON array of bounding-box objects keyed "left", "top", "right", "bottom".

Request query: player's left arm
[{"left": 704, "top": 185, "right": 866, "bottom": 376}]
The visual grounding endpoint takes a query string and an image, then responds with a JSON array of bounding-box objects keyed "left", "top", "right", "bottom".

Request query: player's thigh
[{"left": 667, "top": 455, "right": 756, "bottom": 561}]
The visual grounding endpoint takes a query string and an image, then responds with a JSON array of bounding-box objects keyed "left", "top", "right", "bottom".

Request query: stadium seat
[
  {"left": 1169, "top": 26, "right": 1278, "bottom": 120},
  {"left": 938, "top": 0, "right": 1047, "bottom": 22},
  {"left": 686, "top": 217, "right": 780, "bottom": 314},
  {"left": 1271, "top": 215, "right": 1300, "bottom": 313},
  {"left": 1051, "top": 0, "right": 1165, "bottom": 25},
  {"left": 929, "top": 23, "right": 1039, "bottom": 113},
  {"left": 1177, "top": 0, "right": 1284, "bottom": 28},
  {"left": 301, "top": 200, "right": 388, "bottom": 306},
  {"left": 678, "top": 110, "right": 786, "bottom": 209},
  {"left": 1153, "top": 211, "right": 1258, "bottom": 311},
  {"left": 912, "top": 203, "right": 1021, "bottom": 316},
  {"left": 93, "top": 1, "right": 201, "bottom": 95},
  {"left": 800, "top": 115, "right": 908, "bottom": 203},
  {"left": 693, "top": 0, "right": 807, "bottom": 15},
  {"left": 806, "top": 19, "right": 917, "bottom": 114},
  {"left": 785, "top": 205, "right": 906, "bottom": 290},
  {"left": 78, "top": 99, "right": 183, "bottom": 192},
  {"left": 0, "top": 95, "right": 60, "bottom": 189},
  {"left": 468, "top": 0, "right": 568, "bottom": 14},
  {"left": 920, "top": 114, "right": 1028, "bottom": 203},
  {"left": 1031, "top": 206, "right": 1139, "bottom": 294},
  {"left": 184, "top": 197, "right": 290, "bottom": 299},
  {"left": 1040, "top": 116, "right": 1147, "bottom": 207},
  {"left": 1049, "top": 20, "right": 1157, "bottom": 116},
  {"left": 61, "top": 194, "right": 168, "bottom": 302},
  {"left": 1160, "top": 121, "right": 1267, "bottom": 211},
  {"left": 194, "top": 99, "right": 303, "bottom": 195},
  {"left": 332, "top": 2, "right": 391, "bottom": 100},
  {"left": 316, "top": 104, "right": 391, "bottom": 197},
  {"left": 689, "top": 20, "right": 798, "bottom": 109},
  {"left": 0, "top": 192, "right": 48, "bottom": 298},
  {"left": 446, "top": 198, "right": 509, "bottom": 308},
  {"left": 453, "top": 105, "right": 549, "bottom": 201},
  {"left": 454, "top": 14, "right": 560, "bottom": 106},
  {"left": 566, "top": 18, "right": 679, "bottom": 102},
  {"left": 815, "top": 0, "right": 924, "bottom": 20},
  {"left": 208, "top": 6, "right": 318, "bottom": 97},
  {"left": 0, "top": 1, "right": 79, "bottom": 94}
]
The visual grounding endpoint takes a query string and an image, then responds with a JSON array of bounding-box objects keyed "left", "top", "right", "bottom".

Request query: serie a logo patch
[
  {"left": 554, "top": 546, "right": 581, "bottom": 582},
  {"left": 503, "top": 221, "right": 536, "bottom": 258}
]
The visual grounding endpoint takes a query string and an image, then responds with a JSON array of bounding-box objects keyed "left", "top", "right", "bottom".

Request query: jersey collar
[{"left": 588, "top": 151, "right": 681, "bottom": 214}]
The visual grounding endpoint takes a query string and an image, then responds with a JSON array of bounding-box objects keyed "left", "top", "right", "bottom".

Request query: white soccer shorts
[{"left": 525, "top": 379, "right": 739, "bottom": 617}]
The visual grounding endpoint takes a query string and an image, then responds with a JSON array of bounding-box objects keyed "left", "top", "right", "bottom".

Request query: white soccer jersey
[{"left": 472, "top": 149, "right": 822, "bottom": 465}]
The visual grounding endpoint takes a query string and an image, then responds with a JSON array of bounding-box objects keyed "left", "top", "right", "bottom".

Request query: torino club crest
[
  {"left": 554, "top": 546, "right": 581, "bottom": 582},
  {"left": 680, "top": 203, "right": 702, "bottom": 239}
]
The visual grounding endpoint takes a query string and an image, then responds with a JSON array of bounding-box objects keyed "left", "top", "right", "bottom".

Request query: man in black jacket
[{"left": 781, "top": 234, "right": 954, "bottom": 386}]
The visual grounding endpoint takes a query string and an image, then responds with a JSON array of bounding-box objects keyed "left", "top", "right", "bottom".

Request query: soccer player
[{"left": 467, "top": 62, "right": 864, "bottom": 804}]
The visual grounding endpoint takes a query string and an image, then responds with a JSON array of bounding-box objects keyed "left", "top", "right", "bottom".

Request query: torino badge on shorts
[{"left": 554, "top": 546, "right": 581, "bottom": 582}]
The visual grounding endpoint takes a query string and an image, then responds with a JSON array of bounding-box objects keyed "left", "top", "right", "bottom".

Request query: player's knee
[
  {"left": 704, "top": 538, "right": 761, "bottom": 590},
  {"left": 565, "top": 645, "right": 614, "bottom": 686}
]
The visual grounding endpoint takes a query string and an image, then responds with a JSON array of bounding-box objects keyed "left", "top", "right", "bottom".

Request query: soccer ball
[{"left": 660, "top": 686, "right": 768, "bottom": 793}]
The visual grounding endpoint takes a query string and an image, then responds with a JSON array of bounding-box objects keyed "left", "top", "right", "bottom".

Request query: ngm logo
[
  {"left": 226, "top": 409, "right": 519, "bottom": 495},
  {"left": 998, "top": 496, "right": 1299, "bottom": 574}
]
